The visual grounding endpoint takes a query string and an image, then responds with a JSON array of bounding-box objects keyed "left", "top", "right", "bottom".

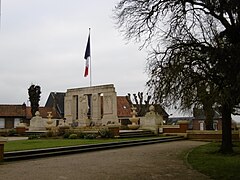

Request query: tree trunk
[
  {"left": 203, "top": 105, "right": 214, "bottom": 130},
  {"left": 220, "top": 104, "right": 233, "bottom": 154}
]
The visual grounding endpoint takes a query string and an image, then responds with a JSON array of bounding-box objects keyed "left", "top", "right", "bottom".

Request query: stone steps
[{"left": 119, "top": 130, "right": 156, "bottom": 138}]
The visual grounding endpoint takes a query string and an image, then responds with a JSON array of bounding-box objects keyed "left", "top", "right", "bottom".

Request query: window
[
  {"left": 14, "top": 118, "right": 21, "bottom": 128},
  {"left": 0, "top": 118, "right": 5, "bottom": 128}
]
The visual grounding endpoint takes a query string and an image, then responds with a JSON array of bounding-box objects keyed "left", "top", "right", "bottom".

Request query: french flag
[{"left": 84, "top": 33, "right": 90, "bottom": 77}]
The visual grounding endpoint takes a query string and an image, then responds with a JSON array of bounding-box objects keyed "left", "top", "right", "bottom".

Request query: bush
[
  {"left": 84, "top": 133, "right": 97, "bottom": 139},
  {"left": 77, "top": 131, "right": 85, "bottom": 139},
  {"left": 46, "top": 131, "right": 54, "bottom": 137},
  {"left": 8, "top": 129, "right": 17, "bottom": 136},
  {"left": 28, "top": 134, "right": 40, "bottom": 140},
  {"left": 63, "top": 132, "right": 71, "bottom": 139},
  {"left": 98, "top": 128, "right": 113, "bottom": 138},
  {"left": 68, "top": 134, "right": 78, "bottom": 139}
]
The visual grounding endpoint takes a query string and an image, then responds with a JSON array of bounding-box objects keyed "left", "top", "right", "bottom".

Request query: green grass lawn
[
  {"left": 4, "top": 137, "right": 162, "bottom": 152},
  {"left": 187, "top": 142, "right": 240, "bottom": 180}
]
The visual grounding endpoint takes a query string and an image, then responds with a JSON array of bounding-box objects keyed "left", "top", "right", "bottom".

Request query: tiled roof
[
  {"left": 117, "top": 96, "right": 132, "bottom": 117},
  {"left": 0, "top": 104, "right": 62, "bottom": 119},
  {"left": 154, "top": 105, "right": 169, "bottom": 118},
  {"left": 45, "top": 92, "right": 65, "bottom": 116},
  {"left": 0, "top": 104, "right": 26, "bottom": 117}
]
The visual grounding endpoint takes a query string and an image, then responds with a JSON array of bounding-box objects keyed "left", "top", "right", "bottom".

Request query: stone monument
[
  {"left": 64, "top": 84, "right": 119, "bottom": 126},
  {"left": 28, "top": 111, "right": 47, "bottom": 132},
  {"left": 140, "top": 105, "right": 164, "bottom": 134}
]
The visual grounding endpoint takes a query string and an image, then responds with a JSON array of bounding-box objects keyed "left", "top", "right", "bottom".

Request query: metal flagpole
[
  {"left": 89, "top": 28, "right": 92, "bottom": 87},
  {"left": 0, "top": 0, "right": 1, "bottom": 30}
]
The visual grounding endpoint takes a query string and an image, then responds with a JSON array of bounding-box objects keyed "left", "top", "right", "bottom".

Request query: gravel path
[{"left": 0, "top": 140, "right": 210, "bottom": 180}]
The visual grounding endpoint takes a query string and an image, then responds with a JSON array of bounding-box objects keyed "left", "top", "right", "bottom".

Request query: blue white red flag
[{"left": 84, "top": 34, "right": 90, "bottom": 77}]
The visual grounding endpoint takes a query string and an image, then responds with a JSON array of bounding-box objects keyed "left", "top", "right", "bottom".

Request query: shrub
[
  {"left": 77, "top": 131, "right": 85, "bottom": 139},
  {"left": 84, "top": 133, "right": 97, "bottom": 139},
  {"left": 46, "top": 131, "right": 54, "bottom": 137},
  {"left": 68, "top": 134, "right": 78, "bottom": 139},
  {"left": 63, "top": 132, "right": 71, "bottom": 139},
  {"left": 98, "top": 128, "right": 113, "bottom": 138},
  {"left": 28, "top": 134, "right": 40, "bottom": 140},
  {"left": 8, "top": 129, "right": 17, "bottom": 136}
]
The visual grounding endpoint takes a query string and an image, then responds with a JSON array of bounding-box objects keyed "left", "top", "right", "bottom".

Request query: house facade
[
  {"left": 0, "top": 104, "right": 26, "bottom": 129},
  {"left": 192, "top": 108, "right": 222, "bottom": 130},
  {"left": 0, "top": 104, "right": 60, "bottom": 129}
]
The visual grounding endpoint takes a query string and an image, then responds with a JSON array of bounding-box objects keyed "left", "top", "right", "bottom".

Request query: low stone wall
[
  {"left": 186, "top": 130, "right": 240, "bottom": 140},
  {"left": 162, "top": 125, "right": 180, "bottom": 133},
  {"left": 163, "top": 121, "right": 189, "bottom": 133}
]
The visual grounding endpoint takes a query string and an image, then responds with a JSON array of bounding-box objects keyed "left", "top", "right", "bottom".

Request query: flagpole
[
  {"left": 0, "top": 0, "right": 2, "bottom": 30},
  {"left": 89, "top": 28, "right": 92, "bottom": 87}
]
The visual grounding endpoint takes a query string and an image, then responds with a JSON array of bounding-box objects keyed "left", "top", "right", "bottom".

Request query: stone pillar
[
  {"left": 101, "top": 92, "right": 118, "bottom": 125},
  {"left": 91, "top": 93, "right": 101, "bottom": 125},
  {"left": 0, "top": 139, "right": 6, "bottom": 162},
  {"left": 16, "top": 126, "right": 26, "bottom": 135},
  {"left": 72, "top": 95, "right": 78, "bottom": 120},
  {"left": 64, "top": 96, "right": 73, "bottom": 122},
  {"left": 178, "top": 120, "right": 189, "bottom": 133},
  {"left": 78, "top": 95, "right": 89, "bottom": 126},
  {"left": 0, "top": 139, "right": 7, "bottom": 161}
]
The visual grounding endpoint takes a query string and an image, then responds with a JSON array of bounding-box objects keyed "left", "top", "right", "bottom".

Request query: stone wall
[{"left": 163, "top": 121, "right": 189, "bottom": 133}]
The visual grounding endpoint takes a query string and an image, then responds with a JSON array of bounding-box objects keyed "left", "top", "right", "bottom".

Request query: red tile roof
[
  {"left": 117, "top": 96, "right": 132, "bottom": 117},
  {"left": 0, "top": 104, "right": 60, "bottom": 119},
  {"left": 0, "top": 105, "right": 26, "bottom": 117}
]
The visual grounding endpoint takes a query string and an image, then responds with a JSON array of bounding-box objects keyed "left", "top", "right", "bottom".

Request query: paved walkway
[
  {"left": 0, "top": 140, "right": 210, "bottom": 180},
  {"left": 4, "top": 137, "right": 28, "bottom": 141}
]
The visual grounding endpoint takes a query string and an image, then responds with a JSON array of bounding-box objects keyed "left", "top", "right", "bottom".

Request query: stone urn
[
  {"left": 45, "top": 112, "right": 54, "bottom": 130},
  {"left": 128, "top": 106, "right": 140, "bottom": 130}
]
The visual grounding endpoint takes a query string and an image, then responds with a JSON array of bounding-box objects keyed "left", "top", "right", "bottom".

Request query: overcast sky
[
  {"left": 0, "top": 0, "right": 149, "bottom": 104},
  {"left": 0, "top": 0, "right": 239, "bottom": 121}
]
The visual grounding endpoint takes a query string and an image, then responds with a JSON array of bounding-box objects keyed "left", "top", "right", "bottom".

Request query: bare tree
[
  {"left": 114, "top": 0, "right": 240, "bottom": 153},
  {"left": 126, "top": 92, "right": 151, "bottom": 116}
]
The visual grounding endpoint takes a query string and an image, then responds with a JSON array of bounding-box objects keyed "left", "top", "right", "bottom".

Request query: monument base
[
  {"left": 101, "top": 115, "right": 119, "bottom": 126},
  {"left": 139, "top": 125, "right": 161, "bottom": 134},
  {"left": 128, "top": 124, "right": 140, "bottom": 130},
  {"left": 28, "top": 111, "right": 47, "bottom": 132}
]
